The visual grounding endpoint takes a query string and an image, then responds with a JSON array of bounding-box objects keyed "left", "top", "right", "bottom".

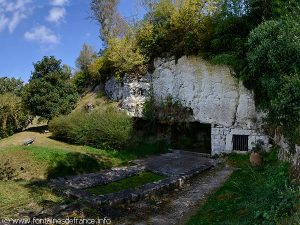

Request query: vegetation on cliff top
[{"left": 86, "top": 0, "right": 300, "bottom": 149}]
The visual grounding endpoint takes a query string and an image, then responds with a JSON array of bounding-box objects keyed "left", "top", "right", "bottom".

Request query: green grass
[
  {"left": 0, "top": 180, "right": 64, "bottom": 218},
  {"left": 0, "top": 133, "right": 167, "bottom": 180},
  {"left": 0, "top": 129, "right": 167, "bottom": 218},
  {"left": 87, "top": 172, "right": 165, "bottom": 195},
  {"left": 187, "top": 151, "right": 299, "bottom": 225}
]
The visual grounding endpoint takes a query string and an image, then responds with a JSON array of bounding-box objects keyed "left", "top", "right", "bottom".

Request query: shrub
[
  {"left": 88, "top": 56, "right": 111, "bottom": 82},
  {"left": 73, "top": 71, "right": 90, "bottom": 92},
  {"left": 143, "top": 95, "right": 193, "bottom": 124},
  {"left": 208, "top": 15, "right": 252, "bottom": 74},
  {"left": 84, "top": 37, "right": 148, "bottom": 81},
  {"left": 246, "top": 15, "right": 300, "bottom": 146},
  {"left": 87, "top": 0, "right": 218, "bottom": 83},
  {"left": 49, "top": 109, "right": 133, "bottom": 150}
]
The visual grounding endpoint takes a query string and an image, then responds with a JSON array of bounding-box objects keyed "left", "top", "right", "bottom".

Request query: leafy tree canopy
[
  {"left": 245, "top": 8, "right": 300, "bottom": 145},
  {"left": 76, "top": 43, "right": 97, "bottom": 72},
  {"left": 0, "top": 93, "right": 30, "bottom": 138},
  {"left": 0, "top": 77, "right": 24, "bottom": 96},
  {"left": 90, "top": 0, "right": 129, "bottom": 44},
  {"left": 23, "top": 56, "right": 79, "bottom": 120}
]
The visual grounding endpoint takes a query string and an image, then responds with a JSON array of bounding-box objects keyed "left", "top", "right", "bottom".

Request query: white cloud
[
  {"left": 49, "top": 0, "right": 69, "bottom": 6},
  {"left": 46, "top": 7, "right": 66, "bottom": 23},
  {"left": 0, "top": 0, "right": 32, "bottom": 33},
  {"left": 8, "top": 11, "right": 26, "bottom": 33},
  {"left": 24, "top": 25, "right": 60, "bottom": 44},
  {"left": 0, "top": 14, "right": 9, "bottom": 32}
]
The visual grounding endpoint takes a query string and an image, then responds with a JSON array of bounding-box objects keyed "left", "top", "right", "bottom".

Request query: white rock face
[
  {"left": 105, "top": 74, "right": 151, "bottom": 117},
  {"left": 105, "top": 56, "right": 268, "bottom": 154},
  {"left": 151, "top": 56, "right": 256, "bottom": 128}
]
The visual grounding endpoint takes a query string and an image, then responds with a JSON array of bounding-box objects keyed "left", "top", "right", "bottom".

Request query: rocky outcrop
[
  {"left": 105, "top": 56, "right": 256, "bottom": 127},
  {"left": 105, "top": 56, "right": 269, "bottom": 154},
  {"left": 105, "top": 75, "right": 151, "bottom": 117},
  {"left": 151, "top": 56, "right": 256, "bottom": 128}
]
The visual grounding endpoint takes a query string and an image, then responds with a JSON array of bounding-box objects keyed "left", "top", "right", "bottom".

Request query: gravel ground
[{"left": 116, "top": 165, "right": 234, "bottom": 225}]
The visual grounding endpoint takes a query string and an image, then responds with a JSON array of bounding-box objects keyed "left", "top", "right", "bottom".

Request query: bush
[
  {"left": 88, "top": 56, "right": 111, "bottom": 82},
  {"left": 246, "top": 15, "right": 300, "bottom": 146},
  {"left": 143, "top": 95, "right": 193, "bottom": 123},
  {"left": 86, "top": 0, "right": 217, "bottom": 83},
  {"left": 49, "top": 109, "right": 133, "bottom": 150},
  {"left": 208, "top": 15, "right": 252, "bottom": 74},
  {"left": 73, "top": 70, "right": 90, "bottom": 92}
]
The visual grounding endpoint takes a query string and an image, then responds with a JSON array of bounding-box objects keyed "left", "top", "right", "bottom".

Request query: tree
[
  {"left": 0, "top": 93, "right": 30, "bottom": 138},
  {"left": 0, "top": 77, "right": 29, "bottom": 138},
  {"left": 106, "top": 37, "right": 147, "bottom": 79},
  {"left": 246, "top": 11, "right": 300, "bottom": 145},
  {"left": 75, "top": 43, "right": 97, "bottom": 72},
  {"left": 137, "top": 0, "right": 217, "bottom": 59},
  {"left": 0, "top": 77, "right": 24, "bottom": 96},
  {"left": 90, "top": 0, "right": 129, "bottom": 44},
  {"left": 23, "top": 56, "right": 79, "bottom": 120}
]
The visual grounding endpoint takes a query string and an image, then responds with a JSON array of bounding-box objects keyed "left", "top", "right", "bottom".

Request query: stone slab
[
  {"left": 50, "top": 151, "right": 215, "bottom": 206},
  {"left": 133, "top": 150, "right": 214, "bottom": 177}
]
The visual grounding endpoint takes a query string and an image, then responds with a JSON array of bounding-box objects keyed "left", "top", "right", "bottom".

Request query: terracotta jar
[{"left": 250, "top": 152, "right": 263, "bottom": 166}]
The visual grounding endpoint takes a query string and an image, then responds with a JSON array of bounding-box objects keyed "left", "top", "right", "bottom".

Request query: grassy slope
[
  {"left": 187, "top": 152, "right": 298, "bottom": 225},
  {"left": 0, "top": 92, "right": 168, "bottom": 217},
  {"left": 72, "top": 91, "right": 117, "bottom": 113},
  {"left": 0, "top": 131, "right": 127, "bottom": 180},
  {"left": 0, "top": 129, "right": 167, "bottom": 217}
]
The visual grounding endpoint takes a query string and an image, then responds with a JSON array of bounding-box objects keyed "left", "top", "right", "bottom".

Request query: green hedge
[{"left": 49, "top": 109, "right": 133, "bottom": 150}]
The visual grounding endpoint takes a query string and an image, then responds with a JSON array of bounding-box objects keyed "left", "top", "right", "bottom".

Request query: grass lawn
[
  {"left": 187, "top": 151, "right": 299, "bottom": 225},
  {"left": 87, "top": 172, "right": 165, "bottom": 195},
  {"left": 0, "top": 181, "right": 63, "bottom": 218},
  {"left": 0, "top": 128, "right": 167, "bottom": 218},
  {"left": 0, "top": 130, "right": 167, "bottom": 180}
]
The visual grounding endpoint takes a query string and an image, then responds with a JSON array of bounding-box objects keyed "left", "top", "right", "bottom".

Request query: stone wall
[
  {"left": 105, "top": 56, "right": 269, "bottom": 154},
  {"left": 212, "top": 126, "right": 269, "bottom": 154}
]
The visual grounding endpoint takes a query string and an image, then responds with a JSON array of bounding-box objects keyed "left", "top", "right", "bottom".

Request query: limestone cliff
[
  {"left": 105, "top": 56, "right": 256, "bottom": 128},
  {"left": 104, "top": 56, "right": 268, "bottom": 154}
]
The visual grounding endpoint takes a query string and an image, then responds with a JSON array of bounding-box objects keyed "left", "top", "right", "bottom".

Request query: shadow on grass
[
  {"left": 11, "top": 143, "right": 169, "bottom": 218},
  {"left": 46, "top": 152, "right": 111, "bottom": 179},
  {"left": 25, "top": 125, "right": 48, "bottom": 133}
]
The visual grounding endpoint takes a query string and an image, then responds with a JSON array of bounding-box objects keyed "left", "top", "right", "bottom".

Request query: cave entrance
[
  {"left": 133, "top": 119, "right": 211, "bottom": 154},
  {"left": 170, "top": 122, "right": 211, "bottom": 154}
]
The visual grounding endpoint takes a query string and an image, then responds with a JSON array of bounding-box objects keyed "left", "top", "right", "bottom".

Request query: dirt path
[{"left": 116, "top": 166, "right": 234, "bottom": 225}]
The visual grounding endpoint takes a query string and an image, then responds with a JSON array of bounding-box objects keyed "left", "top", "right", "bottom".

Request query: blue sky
[{"left": 0, "top": 0, "right": 145, "bottom": 82}]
